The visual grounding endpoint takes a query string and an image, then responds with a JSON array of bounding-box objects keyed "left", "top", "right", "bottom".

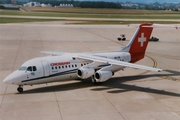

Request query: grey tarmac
[{"left": 0, "top": 22, "right": 180, "bottom": 120}]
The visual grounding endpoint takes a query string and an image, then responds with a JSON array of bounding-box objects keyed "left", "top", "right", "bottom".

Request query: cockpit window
[
  {"left": 26, "top": 66, "right": 37, "bottom": 71},
  {"left": 19, "top": 66, "right": 27, "bottom": 71},
  {"left": 33, "top": 66, "right": 37, "bottom": 71},
  {"left": 27, "top": 66, "right": 32, "bottom": 71}
]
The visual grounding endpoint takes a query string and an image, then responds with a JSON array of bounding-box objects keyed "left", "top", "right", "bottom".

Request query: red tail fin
[{"left": 124, "top": 24, "right": 153, "bottom": 63}]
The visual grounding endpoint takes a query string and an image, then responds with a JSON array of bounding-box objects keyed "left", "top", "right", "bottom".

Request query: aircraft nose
[
  {"left": 3, "top": 74, "right": 14, "bottom": 84},
  {"left": 3, "top": 70, "right": 20, "bottom": 85}
]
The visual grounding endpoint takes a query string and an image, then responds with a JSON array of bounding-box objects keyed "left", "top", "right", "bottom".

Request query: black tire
[
  {"left": 117, "top": 38, "right": 121, "bottom": 41},
  {"left": 17, "top": 87, "right": 23, "bottom": 93},
  {"left": 122, "top": 38, "right": 126, "bottom": 41}
]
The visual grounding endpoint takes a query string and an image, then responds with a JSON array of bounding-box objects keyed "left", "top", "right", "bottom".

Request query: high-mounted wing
[{"left": 76, "top": 54, "right": 162, "bottom": 72}]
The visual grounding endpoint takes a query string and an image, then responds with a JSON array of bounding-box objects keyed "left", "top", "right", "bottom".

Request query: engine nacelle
[
  {"left": 77, "top": 68, "right": 94, "bottom": 79},
  {"left": 94, "top": 71, "right": 113, "bottom": 82}
]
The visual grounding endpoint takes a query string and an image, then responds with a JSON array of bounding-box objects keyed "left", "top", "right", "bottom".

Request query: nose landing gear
[{"left": 17, "top": 85, "right": 23, "bottom": 93}]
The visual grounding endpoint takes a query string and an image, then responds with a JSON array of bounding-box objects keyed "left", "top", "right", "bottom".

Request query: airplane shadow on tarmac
[{"left": 21, "top": 70, "right": 180, "bottom": 97}]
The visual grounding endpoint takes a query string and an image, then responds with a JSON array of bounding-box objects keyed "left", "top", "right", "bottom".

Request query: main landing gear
[
  {"left": 91, "top": 75, "right": 97, "bottom": 83},
  {"left": 91, "top": 76, "right": 102, "bottom": 85},
  {"left": 17, "top": 85, "right": 23, "bottom": 93}
]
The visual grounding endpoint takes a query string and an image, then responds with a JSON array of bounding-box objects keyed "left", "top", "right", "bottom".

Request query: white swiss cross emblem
[{"left": 138, "top": 33, "right": 146, "bottom": 47}]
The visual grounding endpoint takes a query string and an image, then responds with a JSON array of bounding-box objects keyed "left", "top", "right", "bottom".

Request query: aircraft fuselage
[{"left": 4, "top": 52, "right": 130, "bottom": 86}]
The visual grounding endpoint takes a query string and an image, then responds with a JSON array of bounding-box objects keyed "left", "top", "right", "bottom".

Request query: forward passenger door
[{"left": 41, "top": 61, "right": 50, "bottom": 77}]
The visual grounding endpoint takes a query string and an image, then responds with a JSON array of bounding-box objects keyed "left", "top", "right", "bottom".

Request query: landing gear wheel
[
  {"left": 17, "top": 86, "right": 23, "bottom": 93},
  {"left": 91, "top": 75, "right": 97, "bottom": 83},
  {"left": 92, "top": 76, "right": 101, "bottom": 85}
]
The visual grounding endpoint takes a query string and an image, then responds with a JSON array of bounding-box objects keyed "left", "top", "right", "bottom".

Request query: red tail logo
[{"left": 129, "top": 24, "right": 153, "bottom": 63}]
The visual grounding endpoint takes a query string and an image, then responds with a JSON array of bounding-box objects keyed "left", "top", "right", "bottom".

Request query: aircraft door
[{"left": 41, "top": 61, "right": 50, "bottom": 76}]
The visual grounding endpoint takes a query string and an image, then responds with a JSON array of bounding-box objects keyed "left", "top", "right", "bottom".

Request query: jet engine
[
  {"left": 77, "top": 68, "right": 94, "bottom": 79},
  {"left": 94, "top": 71, "right": 113, "bottom": 82}
]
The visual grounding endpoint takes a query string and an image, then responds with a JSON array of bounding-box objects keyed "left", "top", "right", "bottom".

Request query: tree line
[
  {"left": 22, "top": 0, "right": 122, "bottom": 9},
  {"left": 74, "top": 1, "right": 122, "bottom": 9}
]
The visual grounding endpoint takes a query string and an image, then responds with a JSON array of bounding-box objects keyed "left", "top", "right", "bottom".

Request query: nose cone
[
  {"left": 3, "top": 75, "right": 14, "bottom": 84},
  {"left": 3, "top": 70, "right": 20, "bottom": 85}
]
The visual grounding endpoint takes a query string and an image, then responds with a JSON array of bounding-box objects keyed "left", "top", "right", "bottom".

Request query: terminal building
[{"left": 55, "top": 4, "right": 74, "bottom": 8}]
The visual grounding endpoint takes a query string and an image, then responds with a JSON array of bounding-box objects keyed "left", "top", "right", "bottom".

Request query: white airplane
[{"left": 3, "top": 23, "right": 177, "bottom": 93}]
